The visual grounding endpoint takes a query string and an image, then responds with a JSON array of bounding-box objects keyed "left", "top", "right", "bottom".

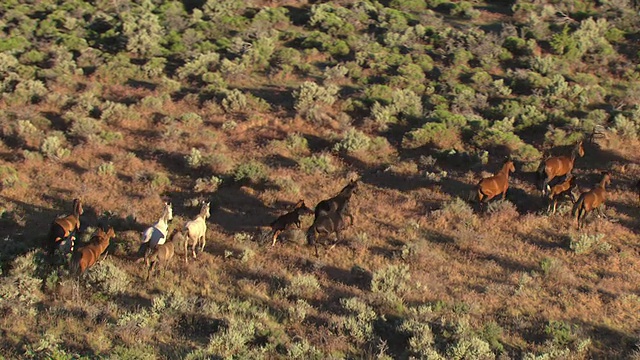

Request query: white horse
[
  {"left": 141, "top": 201, "right": 173, "bottom": 249},
  {"left": 184, "top": 201, "right": 210, "bottom": 263}
]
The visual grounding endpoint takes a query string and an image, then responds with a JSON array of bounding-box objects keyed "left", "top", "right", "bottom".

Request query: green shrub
[
  {"left": 569, "top": 233, "right": 606, "bottom": 255},
  {"left": 0, "top": 165, "right": 20, "bottom": 188},
  {"left": 282, "top": 274, "right": 321, "bottom": 298},
  {"left": 84, "top": 259, "right": 130, "bottom": 296},
  {"left": 221, "top": 89, "right": 248, "bottom": 113},
  {"left": 41, "top": 134, "right": 70, "bottom": 160},
  {"left": 185, "top": 148, "right": 203, "bottom": 169},
  {"left": 97, "top": 162, "right": 116, "bottom": 177},
  {"left": 233, "top": 160, "right": 268, "bottom": 183},
  {"left": 293, "top": 81, "right": 338, "bottom": 122},
  {"left": 372, "top": 264, "right": 410, "bottom": 296},
  {"left": 402, "top": 122, "right": 460, "bottom": 150},
  {"left": 333, "top": 128, "right": 371, "bottom": 153},
  {"left": 299, "top": 154, "right": 336, "bottom": 174},
  {"left": 340, "top": 297, "right": 377, "bottom": 344}
]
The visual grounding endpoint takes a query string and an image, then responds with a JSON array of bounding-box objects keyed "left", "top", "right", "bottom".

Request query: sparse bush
[
  {"left": 293, "top": 81, "right": 339, "bottom": 122},
  {"left": 569, "top": 233, "right": 605, "bottom": 255},
  {"left": 40, "top": 134, "right": 71, "bottom": 160},
  {"left": 333, "top": 128, "right": 371, "bottom": 153},
  {"left": 288, "top": 299, "right": 313, "bottom": 322},
  {"left": 179, "top": 112, "right": 203, "bottom": 126},
  {"left": 84, "top": 259, "right": 130, "bottom": 296},
  {"left": 233, "top": 160, "right": 268, "bottom": 183},
  {"left": 0, "top": 165, "right": 20, "bottom": 188},
  {"left": 186, "top": 148, "right": 203, "bottom": 168},
  {"left": 194, "top": 176, "right": 223, "bottom": 193},
  {"left": 282, "top": 274, "right": 321, "bottom": 298},
  {"left": 299, "top": 154, "right": 336, "bottom": 174},
  {"left": 97, "top": 162, "right": 116, "bottom": 177},
  {"left": 340, "top": 297, "right": 377, "bottom": 344},
  {"left": 371, "top": 264, "right": 411, "bottom": 303},
  {"left": 222, "top": 89, "right": 248, "bottom": 113}
]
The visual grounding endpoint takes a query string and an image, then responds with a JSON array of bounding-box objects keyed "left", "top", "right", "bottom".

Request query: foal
[
  {"left": 48, "top": 198, "right": 83, "bottom": 255},
  {"left": 572, "top": 172, "right": 611, "bottom": 229},
  {"left": 70, "top": 227, "right": 115, "bottom": 274},
  {"left": 475, "top": 159, "right": 515, "bottom": 211},
  {"left": 306, "top": 211, "right": 347, "bottom": 257},
  {"left": 537, "top": 141, "right": 584, "bottom": 193},
  {"left": 315, "top": 179, "right": 358, "bottom": 225},
  {"left": 184, "top": 201, "right": 210, "bottom": 263},
  {"left": 269, "top": 200, "right": 313, "bottom": 246},
  {"left": 145, "top": 228, "right": 178, "bottom": 280},
  {"left": 546, "top": 175, "right": 580, "bottom": 214}
]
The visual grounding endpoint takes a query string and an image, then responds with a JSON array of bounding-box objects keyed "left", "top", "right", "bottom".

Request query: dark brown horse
[
  {"left": 572, "top": 172, "right": 611, "bottom": 229},
  {"left": 306, "top": 210, "right": 347, "bottom": 257},
  {"left": 314, "top": 179, "right": 358, "bottom": 225},
  {"left": 474, "top": 159, "right": 515, "bottom": 211},
  {"left": 546, "top": 174, "right": 579, "bottom": 214},
  {"left": 536, "top": 141, "right": 584, "bottom": 193},
  {"left": 70, "top": 226, "right": 115, "bottom": 274},
  {"left": 145, "top": 228, "right": 178, "bottom": 280},
  {"left": 269, "top": 200, "right": 313, "bottom": 246},
  {"left": 48, "top": 198, "right": 83, "bottom": 255}
]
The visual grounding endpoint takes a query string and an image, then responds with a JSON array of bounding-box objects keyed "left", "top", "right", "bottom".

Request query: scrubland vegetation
[{"left": 1, "top": 0, "right": 640, "bottom": 358}]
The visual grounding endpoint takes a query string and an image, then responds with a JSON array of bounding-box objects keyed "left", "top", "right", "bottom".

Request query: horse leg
[
  {"left": 200, "top": 234, "right": 206, "bottom": 253},
  {"left": 192, "top": 240, "right": 197, "bottom": 259},
  {"left": 146, "top": 260, "right": 155, "bottom": 281},
  {"left": 271, "top": 230, "right": 281, "bottom": 247},
  {"left": 184, "top": 238, "right": 189, "bottom": 264},
  {"left": 329, "top": 229, "right": 342, "bottom": 250}
]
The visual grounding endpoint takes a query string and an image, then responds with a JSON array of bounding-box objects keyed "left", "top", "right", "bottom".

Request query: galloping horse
[
  {"left": 138, "top": 201, "right": 173, "bottom": 259},
  {"left": 306, "top": 210, "right": 347, "bottom": 257},
  {"left": 474, "top": 159, "right": 515, "bottom": 211},
  {"left": 536, "top": 141, "right": 584, "bottom": 193},
  {"left": 145, "top": 228, "right": 178, "bottom": 280},
  {"left": 572, "top": 172, "right": 611, "bottom": 229},
  {"left": 315, "top": 179, "right": 358, "bottom": 226},
  {"left": 545, "top": 174, "right": 579, "bottom": 214},
  {"left": 184, "top": 201, "right": 210, "bottom": 263},
  {"left": 48, "top": 198, "right": 83, "bottom": 256},
  {"left": 269, "top": 200, "right": 313, "bottom": 246},
  {"left": 70, "top": 227, "right": 115, "bottom": 274}
]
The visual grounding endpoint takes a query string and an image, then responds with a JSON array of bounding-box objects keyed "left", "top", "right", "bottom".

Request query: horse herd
[{"left": 45, "top": 140, "right": 635, "bottom": 278}]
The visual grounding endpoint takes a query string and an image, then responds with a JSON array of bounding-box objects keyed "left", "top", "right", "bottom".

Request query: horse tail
[
  {"left": 69, "top": 251, "right": 81, "bottom": 275},
  {"left": 571, "top": 194, "right": 585, "bottom": 220},
  {"left": 306, "top": 225, "right": 316, "bottom": 246}
]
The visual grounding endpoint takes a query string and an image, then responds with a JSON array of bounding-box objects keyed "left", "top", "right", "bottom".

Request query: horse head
[
  {"left": 600, "top": 171, "right": 611, "bottom": 187},
  {"left": 202, "top": 201, "right": 211, "bottom": 219},
  {"left": 296, "top": 200, "right": 314, "bottom": 215},
  {"left": 164, "top": 201, "right": 173, "bottom": 222},
  {"left": 576, "top": 140, "right": 585, "bottom": 157},
  {"left": 73, "top": 198, "right": 84, "bottom": 216}
]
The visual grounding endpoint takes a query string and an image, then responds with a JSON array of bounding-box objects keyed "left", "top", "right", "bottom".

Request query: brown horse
[
  {"left": 572, "top": 172, "right": 611, "bottom": 229},
  {"left": 48, "top": 198, "right": 83, "bottom": 255},
  {"left": 546, "top": 174, "right": 579, "bottom": 214},
  {"left": 269, "top": 200, "right": 313, "bottom": 246},
  {"left": 474, "top": 159, "right": 515, "bottom": 211},
  {"left": 70, "top": 227, "right": 115, "bottom": 274},
  {"left": 145, "top": 228, "right": 178, "bottom": 280},
  {"left": 314, "top": 179, "right": 358, "bottom": 226},
  {"left": 306, "top": 210, "right": 347, "bottom": 257},
  {"left": 536, "top": 141, "right": 584, "bottom": 193}
]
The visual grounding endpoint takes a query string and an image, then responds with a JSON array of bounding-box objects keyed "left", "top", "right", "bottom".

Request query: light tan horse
[
  {"left": 70, "top": 227, "right": 115, "bottom": 274},
  {"left": 184, "top": 201, "right": 210, "bottom": 263},
  {"left": 139, "top": 201, "right": 173, "bottom": 252},
  {"left": 473, "top": 159, "right": 515, "bottom": 211},
  {"left": 572, "top": 172, "right": 611, "bottom": 229},
  {"left": 48, "top": 198, "right": 83, "bottom": 255},
  {"left": 145, "top": 228, "right": 178, "bottom": 280}
]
